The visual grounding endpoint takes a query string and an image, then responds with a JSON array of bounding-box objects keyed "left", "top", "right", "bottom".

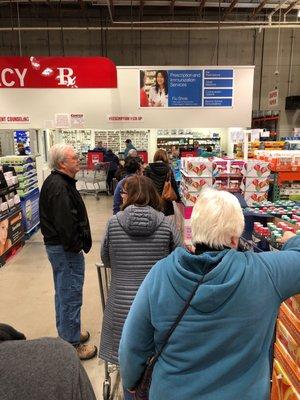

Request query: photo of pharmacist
[
  {"left": 0, "top": 218, "right": 12, "bottom": 256},
  {"left": 139, "top": 70, "right": 149, "bottom": 107},
  {"left": 148, "top": 70, "right": 168, "bottom": 108}
]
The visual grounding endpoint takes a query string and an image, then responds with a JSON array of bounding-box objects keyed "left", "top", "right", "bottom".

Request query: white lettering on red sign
[
  {"left": 57, "top": 68, "right": 76, "bottom": 87},
  {"left": 0, "top": 68, "right": 27, "bottom": 87}
]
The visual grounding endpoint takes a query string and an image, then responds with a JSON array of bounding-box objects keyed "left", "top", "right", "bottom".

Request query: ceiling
[{"left": 0, "top": 0, "right": 299, "bottom": 29}]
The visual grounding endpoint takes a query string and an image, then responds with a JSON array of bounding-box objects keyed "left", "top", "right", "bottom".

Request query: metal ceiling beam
[
  {"left": 283, "top": 0, "right": 300, "bottom": 18},
  {"left": 170, "top": 0, "right": 175, "bottom": 15},
  {"left": 0, "top": 0, "right": 299, "bottom": 10},
  {"left": 222, "top": 0, "right": 239, "bottom": 19},
  {"left": 251, "top": 0, "right": 268, "bottom": 17},
  {"left": 1, "top": 23, "right": 300, "bottom": 29},
  {"left": 268, "top": 0, "right": 289, "bottom": 20},
  {"left": 198, "top": 0, "right": 206, "bottom": 16}
]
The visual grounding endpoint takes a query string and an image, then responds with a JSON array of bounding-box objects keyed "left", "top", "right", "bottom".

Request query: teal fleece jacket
[{"left": 119, "top": 237, "right": 300, "bottom": 400}]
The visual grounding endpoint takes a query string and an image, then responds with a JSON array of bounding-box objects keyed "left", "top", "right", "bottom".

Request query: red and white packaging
[
  {"left": 243, "top": 160, "right": 271, "bottom": 178},
  {"left": 241, "top": 177, "right": 269, "bottom": 193}
]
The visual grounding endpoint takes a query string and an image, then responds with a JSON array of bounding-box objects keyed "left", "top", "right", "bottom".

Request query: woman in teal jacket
[{"left": 119, "top": 188, "right": 300, "bottom": 400}]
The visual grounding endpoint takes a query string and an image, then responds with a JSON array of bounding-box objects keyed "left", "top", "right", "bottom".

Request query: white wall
[{"left": 0, "top": 66, "right": 254, "bottom": 130}]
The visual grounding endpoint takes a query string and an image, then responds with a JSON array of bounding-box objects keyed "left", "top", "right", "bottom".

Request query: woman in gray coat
[{"left": 99, "top": 176, "right": 181, "bottom": 369}]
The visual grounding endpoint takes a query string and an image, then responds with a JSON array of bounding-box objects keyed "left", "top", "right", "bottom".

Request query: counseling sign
[{"left": 139, "top": 68, "right": 233, "bottom": 108}]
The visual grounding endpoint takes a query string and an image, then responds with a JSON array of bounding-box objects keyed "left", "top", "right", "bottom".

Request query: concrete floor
[{"left": 0, "top": 195, "right": 121, "bottom": 400}]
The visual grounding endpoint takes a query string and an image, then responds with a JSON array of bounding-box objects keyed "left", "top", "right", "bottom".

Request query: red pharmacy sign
[{"left": 0, "top": 56, "right": 117, "bottom": 89}]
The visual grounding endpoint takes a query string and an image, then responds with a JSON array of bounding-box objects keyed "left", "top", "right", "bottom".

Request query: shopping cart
[
  {"left": 96, "top": 262, "right": 121, "bottom": 400},
  {"left": 76, "top": 162, "right": 110, "bottom": 200}
]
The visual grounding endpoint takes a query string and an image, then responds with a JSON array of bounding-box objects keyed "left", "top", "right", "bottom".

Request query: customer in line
[
  {"left": 104, "top": 148, "right": 119, "bottom": 194},
  {"left": 144, "top": 149, "right": 180, "bottom": 217},
  {"left": 113, "top": 158, "right": 142, "bottom": 214},
  {"left": 99, "top": 175, "right": 182, "bottom": 400},
  {"left": 0, "top": 324, "right": 96, "bottom": 400},
  {"left": 124, "top": 139, "right": 136, "bottom": 158},
  {"left": 119, "top": 187, "right": 300, "bottom": 400},
  {"left": 39, "top": 144, "right": 97, "bottom": 360}
]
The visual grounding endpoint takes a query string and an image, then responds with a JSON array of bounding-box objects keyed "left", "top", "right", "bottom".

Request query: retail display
[
  {"left": 59, "top": 130, "right": 93, "bottom": 154},
  {"left": 0, "top": 156, "right": 40, "bottom": 237},
  {"left": 95, "top": 129, "right": 149, "bottom": 155},
  {"left": 14, "top": 130, "right": 31, "bottom": 155},
  {"left": 0, "top": 164, "right": 24, "bottom": 266}
]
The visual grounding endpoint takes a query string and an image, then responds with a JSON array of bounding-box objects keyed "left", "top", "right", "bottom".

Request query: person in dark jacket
[
  {"left": 104, "top": 149, "right": 119, "bottom": 194},
  {"left": 39, "top": 144, "right": 97, "bottom": 361},
  {"left": 119, "top": 188, "right": 300, "bottom": 400},
  {"left": 99, "top": 175, "right": 182, "bottom": 400},
  {"left": 144, "top": 149, "right": 180, "bottom": 217},
  {"left": 0, "top": 331, "right": 96, "bottom": 400},
  {"left": 113, "top": 158, "right": 142, "bottom": 214}
]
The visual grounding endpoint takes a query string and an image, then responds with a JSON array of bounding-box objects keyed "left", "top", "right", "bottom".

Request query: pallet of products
[
  {"left": 180, "top": 157, "right": 271, "bottom": 207},
  {"left": 238, "top": 205, "right": 300, "bottom": 400},
  {"left": 0, "top": 156, "right": 40, "bottom": 237},
  {"left": 0, "top": 165, "right": 25, "bottom": 267}
]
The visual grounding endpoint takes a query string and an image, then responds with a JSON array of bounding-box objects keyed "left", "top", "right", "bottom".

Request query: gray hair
[
  {"left": 48, "top": 144, "right": 74, "bottom": 170},
  {"left": 128, "top": 149, "right": 138, "bottom": 157},
  {"left": 191, "top": 188, "right": 245, "bottom": 248}
]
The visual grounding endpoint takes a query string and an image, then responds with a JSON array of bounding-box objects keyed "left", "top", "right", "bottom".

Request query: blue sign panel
[
  {"left": 204, "top": 98, "right": 232, "bottom": 107},
  {"left": 204, "top": 79, "right": 233, "bottom": 88},
  {"left": 204, "top": 69, "right": 233, "bottom": 78},
  {"left": 168, "top": 70, "right": 202, "bottom": 107},
  {"left": 204, "top": 89, "right": 233, "bottom": 98}
]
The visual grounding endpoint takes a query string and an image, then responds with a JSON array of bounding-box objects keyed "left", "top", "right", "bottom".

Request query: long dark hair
[
  {"left": 140, "top": 70, "right": 145, "bottom": 89},
  {"left": 122, "top": 175, "right": 162, "bottom": 211},
  {"left": 155, "top": 70, "right": 168, "bottom": 95}
]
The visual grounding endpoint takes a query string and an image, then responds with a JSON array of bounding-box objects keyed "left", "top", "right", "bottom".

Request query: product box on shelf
[
  {"left": 181, "top": 188, "right": 199, "bottom": 207},
  {"left": 271, "top": 359, "right": 300, "bottom": 400},
  {"left": 242, "top": 160, "right": 271, "bottom": 178},
  {"left": 244, "top": 192, "right": 268, "bottom": 206},
  {"left": 213, "top": 160, "right": 245, "bottom": 177},
  {"left": 181, "top": 174, "right": 212, "bottom": 192},
  {"left": 181, "top": 157, "right": 213, "bottom": 177},
  {"left": 241, "top": 177, "right": 270, "bottom": 193},
  {"left": 273, "top": 340, "right": 300, "bottom": 393},
  {"left": 279, "top": 303, "right": 300, "bottom": 345},
  {"left": 276, "top": 320, "right": 300, "bottom": 366}
]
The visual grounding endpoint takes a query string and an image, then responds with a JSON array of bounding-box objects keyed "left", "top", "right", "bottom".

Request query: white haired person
[
  {"left": 119, "top": 188, "right": 300, "bottom": 400},
  {"left": 39, "top": 144, "right": 97, "bottom": 360}
]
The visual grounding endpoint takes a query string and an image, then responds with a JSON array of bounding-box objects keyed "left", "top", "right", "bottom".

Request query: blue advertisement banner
[
  {"left": 20, "top": 189, "right": 40, "bottom": 233},
  {"left": 168, "top": 70, "right": 202, "bottom": 107},
  {"left": 204, "top": 79, "right": 233, "bottom": 88},
  {"left": 139, "top": 68, "right": 234, "bottom": 108},
  {"left": 204, "top": 69, "right": 233, "bottom": 78},
  {"left": 204, "top": 89, "right": 233, "bottom": 98},
  {"left": 204, "top": 98, "right": 233, "bottom": 107}
]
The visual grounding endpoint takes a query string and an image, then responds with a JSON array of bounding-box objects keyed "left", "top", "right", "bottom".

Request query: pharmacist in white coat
[{"left": 149, "top": 70, "right": 168, "bottom": 107}]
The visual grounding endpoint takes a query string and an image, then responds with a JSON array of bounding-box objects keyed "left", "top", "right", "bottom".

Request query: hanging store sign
[
  {"left": 0, "top": 115, "right": 30, "bottom": 123},
  {"left": 0, "top": 56, "right": 117, "bottom": 89},
  {"left": 139, "top": 68, "right": 234, "bottom": 108},
  {"left": 268, "top": 90, "right": 279, "bottom": 107}
]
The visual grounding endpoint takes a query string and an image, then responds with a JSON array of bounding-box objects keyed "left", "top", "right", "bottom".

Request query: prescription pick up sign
[{"left": 139, "top": 68, "right": 234, "bottom": 108}]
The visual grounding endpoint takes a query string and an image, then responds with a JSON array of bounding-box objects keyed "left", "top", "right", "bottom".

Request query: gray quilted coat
[{"left": 99, "top": 205, "right": 182, "bottom": 364}]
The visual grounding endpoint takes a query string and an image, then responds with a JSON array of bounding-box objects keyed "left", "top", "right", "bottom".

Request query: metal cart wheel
[{"left": 103, "top": 378, "right": 111, "bottom": 400}]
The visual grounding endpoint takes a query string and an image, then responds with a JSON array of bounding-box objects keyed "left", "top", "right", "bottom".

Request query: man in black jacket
[{"left": 39, "top": 144, "right": 97, "bottom": 360}]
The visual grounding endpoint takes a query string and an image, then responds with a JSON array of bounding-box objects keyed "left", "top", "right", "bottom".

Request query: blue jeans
[{"left": 46, "top": 245, "right": 85, "bottom": 345}]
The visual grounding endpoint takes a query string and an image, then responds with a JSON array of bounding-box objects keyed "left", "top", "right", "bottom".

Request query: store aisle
[{"left": 0, "top": 195, "right": 115, "bottom": 400}]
